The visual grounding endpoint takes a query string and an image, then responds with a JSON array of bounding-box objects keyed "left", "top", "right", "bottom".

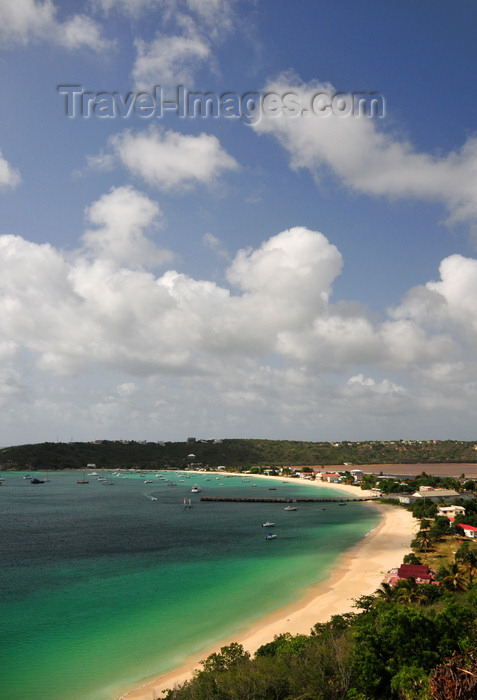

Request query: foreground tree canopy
[{"left": 163, "top": 588, "right": 477, "bottom": 700}]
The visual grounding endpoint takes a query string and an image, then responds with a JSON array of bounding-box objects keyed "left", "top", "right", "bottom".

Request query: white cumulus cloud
[
  {"left": 107, "top": 127, "right": 238, "bottom": 190},
  {"left": 2, "top": 188, "right": 477, "bottom": 441},
  {"left": 253, "top": 74, "right": 477, "bottom": 227},
  {"left": 81, "top": 185, "right": 173, "bottom": 268}
]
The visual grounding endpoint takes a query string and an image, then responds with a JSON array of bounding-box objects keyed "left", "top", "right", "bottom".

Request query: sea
[{"left": 0, "top": 470, "right": 380, "bottom": 700}]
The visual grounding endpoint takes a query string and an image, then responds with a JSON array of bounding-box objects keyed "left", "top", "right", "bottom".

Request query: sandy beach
[{"left": 118, "top": 477, "right": 416, "bottom": 700}]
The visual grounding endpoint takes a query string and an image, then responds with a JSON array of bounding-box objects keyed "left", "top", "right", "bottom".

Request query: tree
[
  {"left": 454, "top": 541, "right": 477, "bottom": 584},
  {"left": 394, "top": 578, "right": 427, "bottom": 605},
  {"left": 200, "top": 642, "right": 250, "bottom": 673},
  {"left": 403, "top": 552, "right": 422, "bottom": 565},
  {"left": 391, "top": 665, "right": 432, "bottom": 700},
  {"left": 437, "top": 562, "right": 469, "bottom": 592},
  {"left": 374, "top": 582, "right": 395, "bottom": 603},
  {"left": 415, "top": 529, "right": 433, "bottom": 552}
]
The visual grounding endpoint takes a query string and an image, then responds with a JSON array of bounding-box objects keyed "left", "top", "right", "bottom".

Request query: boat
[
  {"left": 183, "top": 498, "right": 193, "bottom": 509},
  {"left": 144, "top": 479, "right": 153, "bottom": 483},
  {"left": 31, "top": 478, "right": 45, "bottom": 484},
  {"left": 191, "top": 484, "right": 201, "bottom": 493},
  {"left": 265, "top": 533, "right": 276, "bottom": 539},
  {"left": 338, "top": 503, "right": 347, "bottom": 506},
  {"left": 284, "top": 505, "right": 297, "bottom": 511},
  {"left": 262, "top": 521, "right": 275, "bottom": 527},
  {"left": 76, "top": 479, "right": 89, "bottom": 484}
]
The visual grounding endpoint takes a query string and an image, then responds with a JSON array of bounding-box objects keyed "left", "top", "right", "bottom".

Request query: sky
[{"left": 2, "top": 1, "right": 477, "bottom": 446}]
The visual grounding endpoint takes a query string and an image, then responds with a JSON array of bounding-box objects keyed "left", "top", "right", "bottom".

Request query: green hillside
[{"left": 1, "top": 438, "right": 477, "bottom": 471}]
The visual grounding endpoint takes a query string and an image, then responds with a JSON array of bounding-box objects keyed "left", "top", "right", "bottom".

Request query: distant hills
[{"left": 1, "top": 438, "right": 477, "bottom": 471}]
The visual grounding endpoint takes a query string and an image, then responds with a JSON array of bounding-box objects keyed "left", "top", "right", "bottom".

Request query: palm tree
[
  {"left": 455, "top": 544, "right": 477, "bottom": 585},
  {"left": 394, "top": 577, "right": 426, "bottom": 604},
  {"left": 438, "top": 562, "right": 469, "bottom": 592},
  {"left": 374, "top": 582, "right": 395, "bottom": 603},
  {"left": 415, "top": 529, "right": 432, "bottom": 552}
]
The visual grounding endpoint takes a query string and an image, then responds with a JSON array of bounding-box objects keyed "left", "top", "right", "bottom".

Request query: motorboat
[
  {"left": 265, "top": 533, "right": 276, "bottom": 539},
  {"left": 191, "top": 484, "right": 201, "bottom": 493},
  {"left": 284, "top": 505, "right": 297, "bottom": 511},
  {"left": 262, "top": 522, "right": 275, "bottom": 527}
]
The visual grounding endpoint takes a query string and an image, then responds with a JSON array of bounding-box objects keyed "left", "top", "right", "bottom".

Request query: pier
[{"left": 200, "top": 496, "right": 380, "bottom": 503}]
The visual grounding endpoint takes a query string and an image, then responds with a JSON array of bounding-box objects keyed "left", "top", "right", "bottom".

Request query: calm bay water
[{"left": 0, "top": 471, "right": 379, "bottom": 700}]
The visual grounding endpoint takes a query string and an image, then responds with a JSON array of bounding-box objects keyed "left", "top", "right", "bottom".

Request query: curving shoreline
[{"left": 117, "top": 477, "right": 416, "bottom": 700}]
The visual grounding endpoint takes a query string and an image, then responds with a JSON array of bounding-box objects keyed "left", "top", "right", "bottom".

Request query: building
[
  {"left": 384, "top": 564, "right": 437, "bottom": 586},
  {"left": 411, "top": 489, "right": 460, "bottom": 503},
  {"left": 315, "top": 472, "right": 341, "bottom": 482},
  {"left": 458, "top": 524, "right": 477, "bottom": 539},
  {"left": 437, "top": 505, "right": 466, "bottom": 518}
]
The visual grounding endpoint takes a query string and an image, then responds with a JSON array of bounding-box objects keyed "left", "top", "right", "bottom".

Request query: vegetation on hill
[{"left": 2, "top": 438, "right": 477, "bottom": 471}]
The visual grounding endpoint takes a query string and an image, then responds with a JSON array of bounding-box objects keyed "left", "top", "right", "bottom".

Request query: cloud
[
  {"left": 92, "top": 0, "right": 235, "bottom": 30},
  {"left": 120, "top": 1, "right": 237, "bottom": 88},
  {"left": 2, "top": 191, "right": 477, "bottom": 441},
  {"left": 106, "top": 126, "right": 238, "bottom": 190},
  {"left": 0, "top": 0, "right": 112, "bottom": 51},
  {"left": 81, "top": 185, "right": 173, "bottom": 267},
  {"left": 253, "top": 74, "right": 477, "bottom": 227},
  {"left": 132, "top": 30, "right": 211, "bottom": 89},
  {"left": 392, "top": 253, "right": 477, "bottom": 344},
  {"left": 56, "top": 13, "right": 112, "bottom": 51},
  {"left": 0, "top": 209, "right": 459, "bottom": 378},
  {"left": 0, "top": 150, "right": 21, "bottom": 188}
]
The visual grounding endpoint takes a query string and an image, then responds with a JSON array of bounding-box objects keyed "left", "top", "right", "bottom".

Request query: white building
[{"left": 437, "top": 505, "right": 466, "bottom": 518}]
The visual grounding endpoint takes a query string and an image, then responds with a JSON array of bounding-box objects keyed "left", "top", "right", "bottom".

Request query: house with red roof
[
  {"left": 384, "top": 563, "right": 437, "bottom": 586},
  {"left": 458, "top": 523, "right": 477, "bottom": 539}
]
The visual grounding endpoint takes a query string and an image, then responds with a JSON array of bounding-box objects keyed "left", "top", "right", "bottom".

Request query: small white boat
[
  {"left": 265, "top": 533, "right": 276, "bottom": 539},
  {"left": 191, "top": 484, "right": 201, "bottom": 493},
  {"left": 262, "top": 522, "right": 275, "bottom": 527},
  {"left": 144, "top": 479, "right": 153, "bottom": 483},
  {"left": 284, "top": 505, "right": 297, "bottom": 511}
]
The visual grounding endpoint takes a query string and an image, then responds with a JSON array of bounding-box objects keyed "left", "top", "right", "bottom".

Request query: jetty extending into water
[{"left": 200, "top": 496, "right": 380, "bottom": 503}]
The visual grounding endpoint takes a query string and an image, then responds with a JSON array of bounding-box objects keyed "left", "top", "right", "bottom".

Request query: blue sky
[{"left": 1, "top": 1, "right": 477, "bottom": 445}]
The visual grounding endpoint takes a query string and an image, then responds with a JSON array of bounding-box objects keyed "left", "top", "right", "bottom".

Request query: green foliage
[
  {"left": 163, "top": 594, "right": 477, "bottom": 700},
  {"left": 4, "top": 438, "right": 477, "bottom": 471},
  {"left": 403, "top": 552, "right": 422, "bottom": 565},
  {"left": 412, "top": 500, "right": 438, "bottom": 520},
  {"left": 390, "top": 665, "right": 432, "bottom": 700},
  {"left": 200, "top": 643, "right": 250, "bottom": 673}
]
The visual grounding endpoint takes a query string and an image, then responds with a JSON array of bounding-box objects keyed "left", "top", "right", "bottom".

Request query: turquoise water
[{"left": 0, "top": 471, "right": 379, "bottom": 699}]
